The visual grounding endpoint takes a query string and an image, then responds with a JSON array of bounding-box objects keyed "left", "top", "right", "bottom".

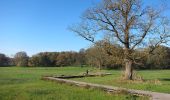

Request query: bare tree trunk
[
  {"left": 124, "top": 48, "right": 133, "bottom": 80},
  {"left": 124, "top": 59, "right": 133, "bottom": 80},
  {"left": 98, "top": 62, "right": 101, "bottom": 70}
]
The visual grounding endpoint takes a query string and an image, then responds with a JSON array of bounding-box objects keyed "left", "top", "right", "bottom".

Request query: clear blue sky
[{"left": 0, "top": 0, "right": 169, "bottom": 56}]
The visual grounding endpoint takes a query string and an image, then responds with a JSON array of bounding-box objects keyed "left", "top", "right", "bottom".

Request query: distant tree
[
  {"left": 29, "top": 52, "right": 58, "bottom": 67},
  {"left": 76, "top": 49, "right": 86, "bottom": 66},
  {"left": 38, "top": 53, "right": 52, "bottom": 66},
  {"left": 86, "top": 40, "right": 124, "bottom": 69},
  {"left": 86, "top": 43, "right": 107, "bottom": 69},
  {"left": 47, "top": 52, "right": 59, "bottom": 66},
  {"left": 70, "top": 0, "right": 170, "bottom": 80},
  {"left": 14, "top": 52, "right": 29, "bottom": 67},
  {"left": 56, "top": 52, "right": 76, "bottom": 66},
  {"left": 28, "top": 55, "right": 40, "bottom": 67},
  {"left": 0, "top": 53, "right": 10, "bottom": 66},
  {"left": 146, "top": 46, "right": 170, "bottom": 69}
]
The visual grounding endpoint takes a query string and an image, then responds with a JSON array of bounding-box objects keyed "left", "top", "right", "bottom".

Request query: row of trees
[
  {"left": 0, "top": 50, "right": 86, "bottom": 67},
  {"left": 28, "top": 51, "right": 86, "bottom": 67},
  {"left": 0, "top": 43, "right": 170, "bottom": 69},
  {"left": 0, "top": 54, "right": 11, "bottom": 66},
  {"left": 86, "top": 41, "right": 170, "bottom": 70}
]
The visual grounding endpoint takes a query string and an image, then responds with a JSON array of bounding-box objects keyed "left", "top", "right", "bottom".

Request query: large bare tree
[{"left": 70, "top": 0, "right": 170, "bottom": 80}]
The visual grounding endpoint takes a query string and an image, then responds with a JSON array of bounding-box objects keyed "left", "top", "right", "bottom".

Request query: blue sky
[
  {"left": 0, "top": 0, "right": 101, "bottom": 56},
  {"left": 0, "top": 0, "right": 169, "bottom": 56}
]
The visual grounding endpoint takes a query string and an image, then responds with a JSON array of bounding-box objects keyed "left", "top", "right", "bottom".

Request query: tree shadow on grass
[{"left": 159, "top": 78, "right": 170, "bottom": 82}]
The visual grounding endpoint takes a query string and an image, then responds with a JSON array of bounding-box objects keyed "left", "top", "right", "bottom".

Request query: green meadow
[
  {"left": 73, "top": 69, "right": 170, "bottom": 93},
  {"left": 2, "top": 67, "right": 170, "bottom": 100}
]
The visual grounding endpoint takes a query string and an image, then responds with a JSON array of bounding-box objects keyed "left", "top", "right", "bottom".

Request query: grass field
[
  {"left": 1, "top": 67, "right": 169, "bottom": 100},
  {"left": 73, "top": 68, "right": 170, "bottom": 94}
]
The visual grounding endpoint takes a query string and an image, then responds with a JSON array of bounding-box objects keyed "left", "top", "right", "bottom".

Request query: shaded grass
[{"left": 0, "top": 67, "right": 147, "bottom": 100}]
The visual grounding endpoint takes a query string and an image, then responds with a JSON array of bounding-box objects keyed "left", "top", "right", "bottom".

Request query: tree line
[{"left": 0, "top": 43, "right": 170, "bottom": 69}]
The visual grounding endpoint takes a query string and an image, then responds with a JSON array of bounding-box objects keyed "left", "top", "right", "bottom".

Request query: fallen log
[{"left": 54, "top": 73, "right": 112, "bottom": 79}]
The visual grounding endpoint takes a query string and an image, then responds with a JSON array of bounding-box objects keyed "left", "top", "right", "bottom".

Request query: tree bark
[
  {"left": 99, "top": 64, "right": 101, "bottom": 70},
  {"left": 124, "top": 48, "right": 133, "bottom": 80},
  {"left": 124, "top": 59, "right": 133, "bottom": 80}
]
